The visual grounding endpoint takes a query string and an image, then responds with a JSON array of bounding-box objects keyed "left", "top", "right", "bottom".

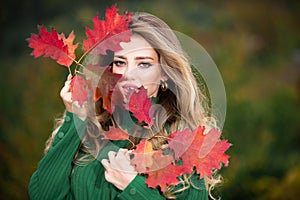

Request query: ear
[{"left": 161, "top": 74, "right": 168, "bottom": 82}]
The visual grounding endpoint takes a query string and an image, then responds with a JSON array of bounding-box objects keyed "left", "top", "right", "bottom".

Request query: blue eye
[{"left": 139, "top": 62, "right": 152, "bottom": 68}]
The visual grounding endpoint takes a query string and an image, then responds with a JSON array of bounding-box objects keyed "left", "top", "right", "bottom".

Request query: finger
[
  {"left": 65, "top": 92, "right": 72, "bottom": 103},
  {"left": 124, "top": 151, "right": 131, "bottom": 160},
  {"left": 108, "top": 151, "right": 117, "bottom": 161},
  {"left": 104, "top": 170, "right": 110, "bottom": 182},
  {"left": 104, "top": 170, "right": 114, "bottom": 183},
  {"left": 101, "top": 159, "right": 110, "bottom": 170},
  {"left": 60, "top": 90, "right": 72, "bottom": 103},
  {"left": 115, "top": 151, "right": 125, "bottom": 161},
  {"left": 65, "top": 79, "right": 72, "bottom": 86},
  {"left": 72, "top": 101, "right": 86, "bottom": 110},
  {"left": 67, "top": 74, "right": 72, "bottom": 80},
  {"left": 73, "top": 101, "right": 87, "bottom": 109},
  {"left": 60, "top": 83, "right": 71, "bottom": 98},
  {"left": 117, "top": 148, "right": 127, "bottom": 156},
  {"left": 116, "top": 149, "right": 129, "bottom": 160},
  {"left": 72, "top": 101, "right": 80, "bottom": 109},
  {"left": 118, "top": 148, "right": 128, "bottom": 153},
  {"left": 60, "top": 83, "right": 70, "bottom": 94},
  {"left": 127, "top": 149, "right": 134, "bottom": 156},
  {"left": 61, "top": 91, "right": 72, "bottom": 102},
  {"left": 107, "top": 151, "right": 118, "bottom": 166}
]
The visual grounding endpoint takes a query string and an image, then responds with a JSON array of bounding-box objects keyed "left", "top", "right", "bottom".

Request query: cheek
[
  {"left": 139, "top": 70, "right": 161, "bottom": 85},
  {"left": 138, "top": 70, "right": 162, "bottom": 97},
  {"left": 142, "top": 66, "right": 162, "bottom": 82},
  {"left": 146, "top": 83, "right": 159, "bottom": 92},
  {"left": 112, "top": 67, "right": 125, "bottom": 75}
]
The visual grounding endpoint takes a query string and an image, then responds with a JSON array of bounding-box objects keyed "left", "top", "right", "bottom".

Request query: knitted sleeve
[
  {"left": 116, "top": 173, "right": 208, "bottom": 200},
  {"left": 116, "top": 175, "right": 165, "bottom": 200},
  {"left": 28, "top": 111, "right": 87, "bottom": 200}
]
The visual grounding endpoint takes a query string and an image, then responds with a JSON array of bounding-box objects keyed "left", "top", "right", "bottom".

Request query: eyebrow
[
  {"left": 135, "top": 56, "right": 154, "bottom": 60},
  {"left": 114, "top": 55, "right": 154, "bottom": 61}
]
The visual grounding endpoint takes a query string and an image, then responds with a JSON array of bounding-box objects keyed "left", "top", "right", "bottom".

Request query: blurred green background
[{"left": 1, "top": 0, "right": 300, "bottom": 199}]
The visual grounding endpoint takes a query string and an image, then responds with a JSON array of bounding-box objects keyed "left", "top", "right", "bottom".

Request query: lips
[
  {"left": 116, "top": 83, "right": 141, "bottom": 105},
  {"left": 122, "top": 84, "right": 140, "bottom": 94}
]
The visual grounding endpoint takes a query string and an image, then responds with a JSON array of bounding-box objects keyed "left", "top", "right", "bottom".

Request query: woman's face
[{"left": 112, "top": 34, "right": 166, "bottom": 101}]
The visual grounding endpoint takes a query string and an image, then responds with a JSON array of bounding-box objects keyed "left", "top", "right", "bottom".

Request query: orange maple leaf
[
  {"left": 103, "top": 126, "right": 129, "bottom": 140},
  {"left": 130, "top": 140, "right": 184, "bottom": 191},
  {"left": 130, "top": 140, "right": 156, "bottom": 172},
  {"left": 58, "top": 31, "right": 78, "bottom": 65}
]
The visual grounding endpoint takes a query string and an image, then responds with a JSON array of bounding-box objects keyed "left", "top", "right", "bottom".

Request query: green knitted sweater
[{"left": 28, "top": 111, "right": 208, "bottom": 199}]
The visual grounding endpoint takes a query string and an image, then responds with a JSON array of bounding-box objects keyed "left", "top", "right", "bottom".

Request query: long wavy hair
[{"left": 45, "top": 12, "right": 221, "bottom": 199}]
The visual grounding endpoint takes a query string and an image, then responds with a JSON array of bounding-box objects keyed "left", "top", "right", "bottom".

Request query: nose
[{"left": 123, "top": 63, "right": 137, "bottom": 80}]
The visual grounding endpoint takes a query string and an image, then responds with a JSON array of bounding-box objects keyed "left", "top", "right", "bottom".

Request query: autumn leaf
[
  {"left": 27, "top": 25, "right": 78, "bottom": 67},
  {"left": 103, "top": 126, "right": 129, "bottom": 140},
  {"left": 128, "top": 87, "right": 153, "bottom": 125},
  {"left": 130, "top": 139, "right": 183, "bottom": 191},
  {"left": 83, "top": 5, "right": 132, "bottom": 55},
  {"left": 58, "top": 31, "right": 78, "bottom": 65},
  {"left": 130, "top": 140, "right": 156, "bottom": 172},
  {"left": 144, "top": 152, "right": 183, "bottom": 191},
  {"left": 94, "top": 66, "right": 122, "bottom": 113},
  {"left": 168, "top": 128, "right": 195, "bottom": 160},
  {"left": 169, "top": 127, "right": 231, "bottom": 178},
  {"left": 70, "top": 75, "right": 91, "bottom": 106}
]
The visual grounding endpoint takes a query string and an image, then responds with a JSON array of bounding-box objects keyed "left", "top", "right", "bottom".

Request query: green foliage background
[{"left": 1, "top": 0, "right": 300, "bottom": 199}]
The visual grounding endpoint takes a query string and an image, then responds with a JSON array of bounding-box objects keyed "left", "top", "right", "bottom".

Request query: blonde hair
[
  {"left": 128, "top": 12, "right": 221, "bottom": 199},
  {"left": 45, "top": 12, "right": 221, "bottom": 199}
]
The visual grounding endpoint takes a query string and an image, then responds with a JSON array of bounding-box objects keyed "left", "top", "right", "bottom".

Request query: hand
[
  {"left": 60, "top": 75, "right": 87, "bottom": 120},
  {"left": 101, "top": 149, "right": 137, "bottom": 190}
]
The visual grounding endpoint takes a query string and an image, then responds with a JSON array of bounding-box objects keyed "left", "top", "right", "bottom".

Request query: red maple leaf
[
  {"left": 168, "top": 128, "right": 195, "bottom": 160},
  {"left": 103, "top": 126, "right": 129, "bottom": 140},
  {"left": 93, "top": 66, "right": 122, "bottom": 114},
  {"left": 83, "top": 5, "right": 132, "bottom": 54},
  {"left": 70, "top": 75, "right": 91, "bottom": 106},
  {"left": 145, "top": 152, "right": 183, "bottom": 191},
  {"left": 169, "top": 126, "right": 231, "bottom": 178},
  {"left": 27, "top": 25, "right": 78, "bottom": 67},
  {"left": 128, "top": 87, "right": 153, "bottom": 125}
]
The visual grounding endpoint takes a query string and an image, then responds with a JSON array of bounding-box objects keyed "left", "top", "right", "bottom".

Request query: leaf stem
[
  {"left": 127, "top": 139, "right": 136, "bottom": 149},
  {"left": 74, "top": 70, "right": 86, "bottom": 76},
  {"left": 76, "top": 33, "right": 111, "bottom": 70},
  {"left": 68, "top": 66, "right": 73, "bottom": 77},
  {"left": 152, "top": 135, "right": 169, "bottom": 140},
  {"left": 72, "top": 59, "right": 86, "bottom": 74}
]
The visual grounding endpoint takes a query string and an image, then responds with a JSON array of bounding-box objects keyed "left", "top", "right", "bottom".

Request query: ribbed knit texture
[{"left": 28, "top": 111, "right": 208, "bottom": 200}]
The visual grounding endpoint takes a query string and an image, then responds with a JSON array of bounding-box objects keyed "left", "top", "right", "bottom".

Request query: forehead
[{"left": 117, "top": 34, "right": 155, "bottom": 56}]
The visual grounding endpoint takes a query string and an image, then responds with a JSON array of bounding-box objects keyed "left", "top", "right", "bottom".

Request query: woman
[{"left": 29, "top": 11, "right": 224, "bottom": 200}]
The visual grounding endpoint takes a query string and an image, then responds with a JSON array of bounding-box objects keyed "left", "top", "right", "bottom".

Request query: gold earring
[{"left": 161, "top": 81, "right": 168, "bottom": 91}]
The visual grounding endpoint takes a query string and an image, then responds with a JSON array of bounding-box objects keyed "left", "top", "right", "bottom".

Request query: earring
[{"left": 160, "top": 81, "right": 168, "bottom": 91}]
